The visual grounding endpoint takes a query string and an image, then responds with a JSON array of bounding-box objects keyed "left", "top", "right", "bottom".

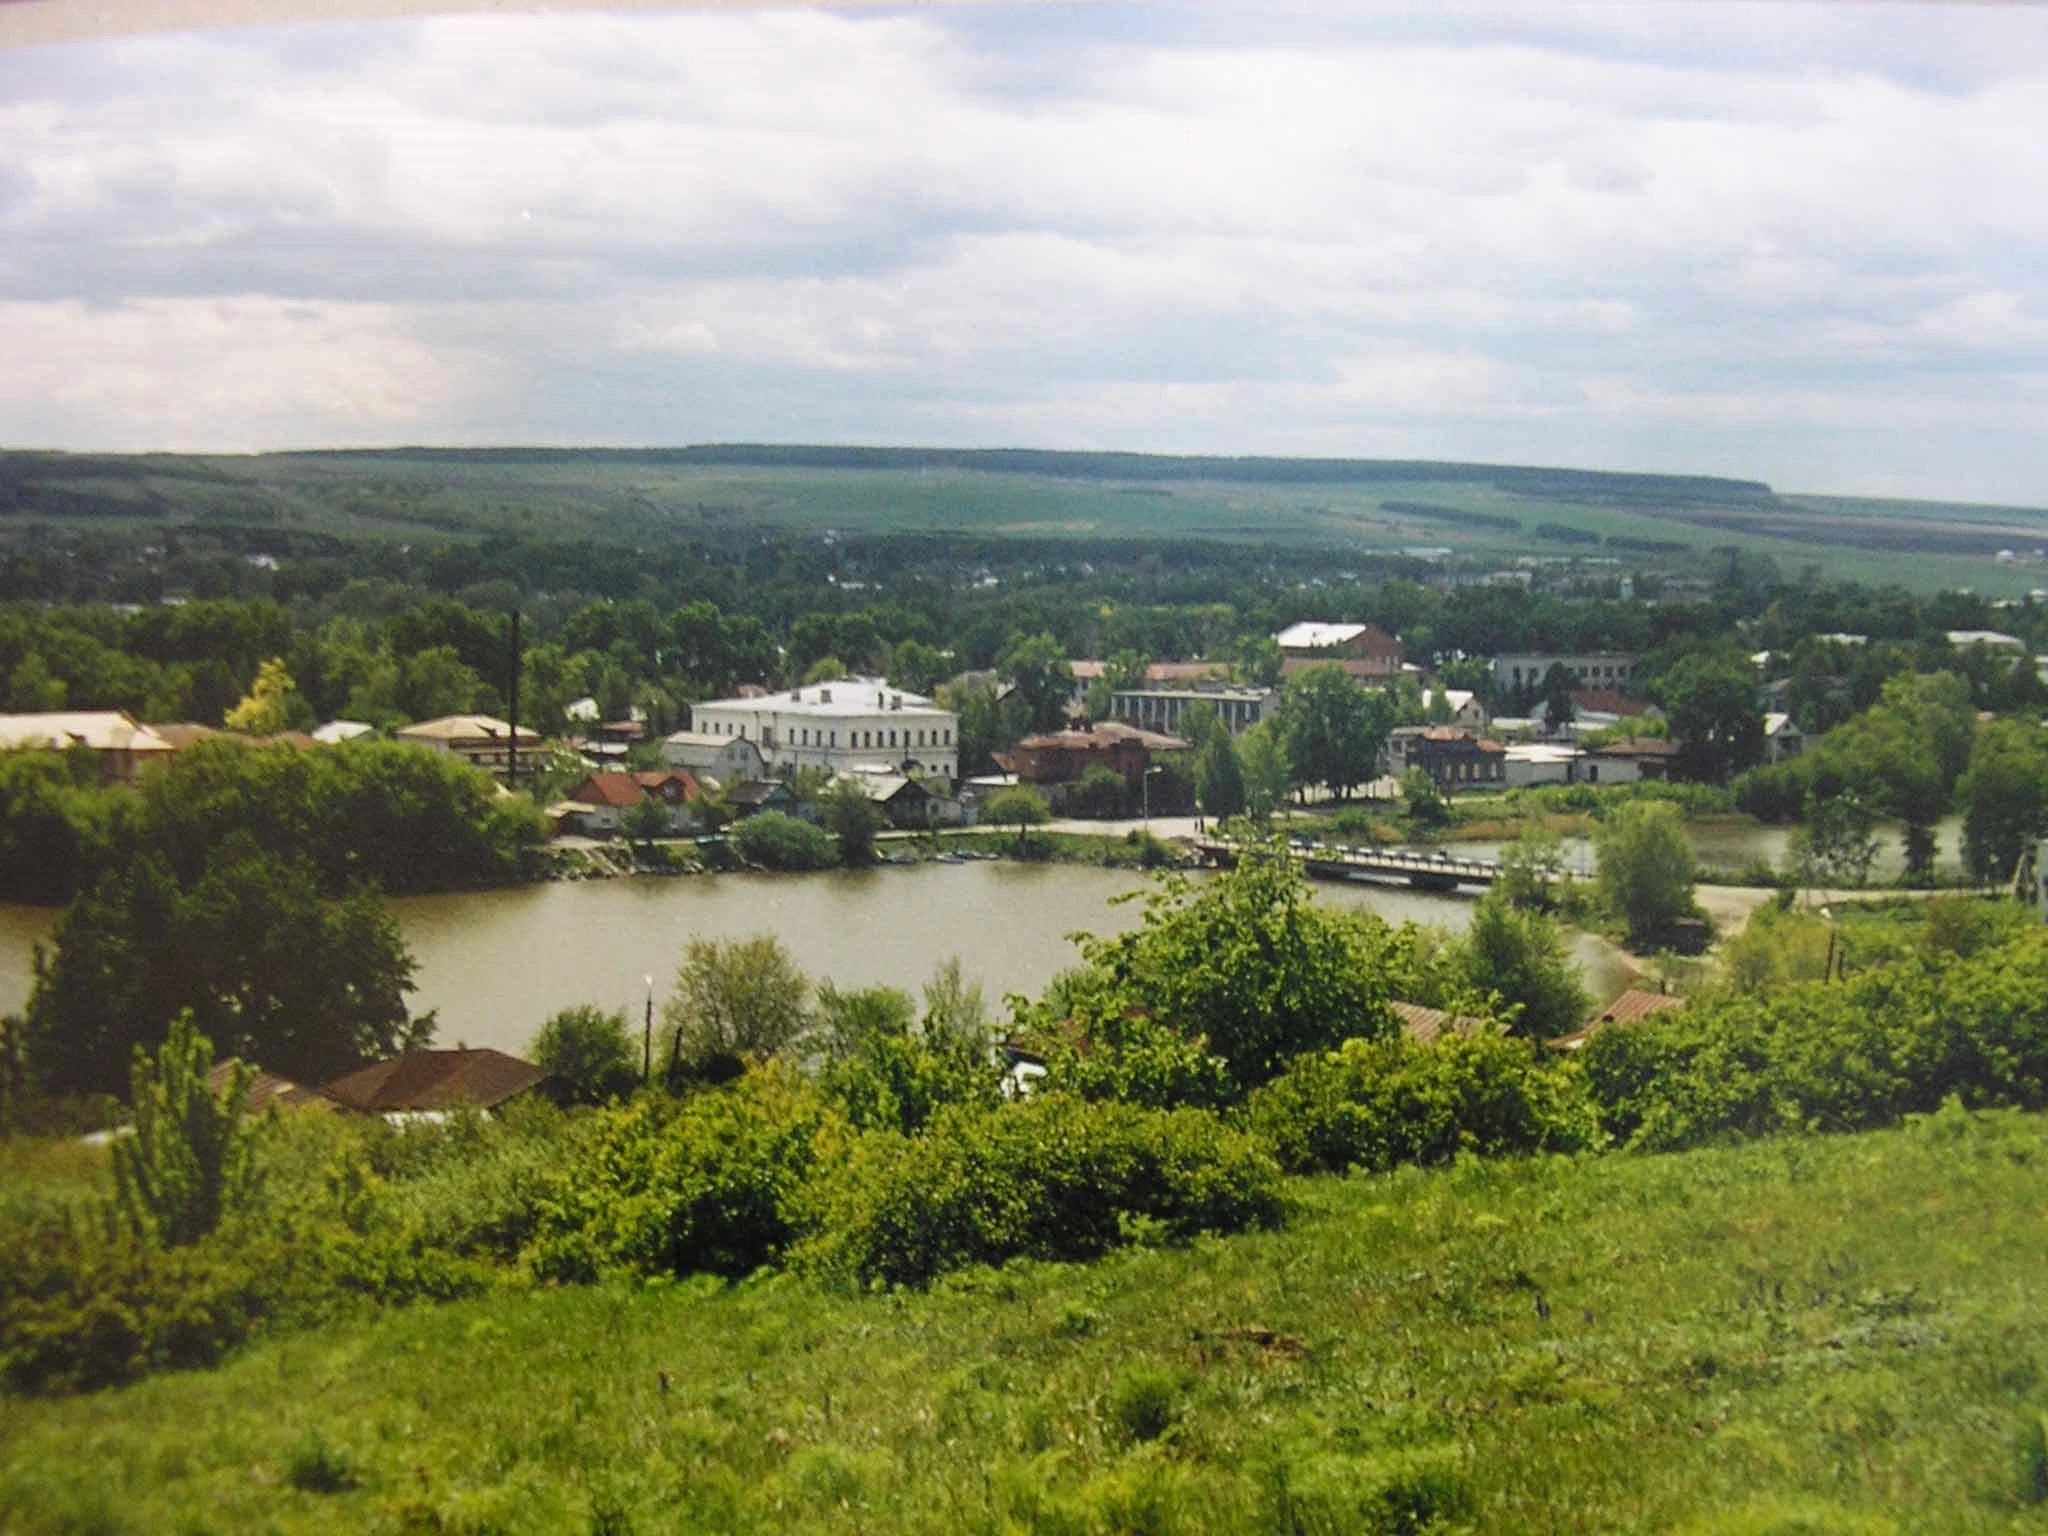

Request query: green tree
[
  {"left": 1541, "top": 663, "right": 1577, "bottom": 737},
  {"left": 1279, "top": 665, "right": 1390, "bottom": 801},
  {"left": 802, "top": 656, "right": 850, "bottom": 685},
  {"left": 941, "top": 677, "right": 1022, "bottom": 779},
  {"left": 1596, "top": 800, "right": 1697, "bottom": 946},
  {"left": 888, "top": 639, "right": 949, "bottom": 696},
  {"left": 1788, "top": 791, "right": 1878, "bottom": 893},
  {"left": 818, "top": 778, "right": 884, "bottom": 866},
  {"left": 223, "top": 656, "right": 302, "bottom": 735},
  {"left": 110, "top": 1013, "right": 263, "bottom": 1248},
  {"left": 1400, "top": 767, "right": 1448, "bottom": 829},
  {"left": 530, "top": 1005, "right": 640, "bottom": 1105},
  {"left": 1459, "top": 888, "right": 1587, "bottom": 1040},
  {"left": 1663, "top": 652, "right": 1764, "bottom": 783},
  {"left": 1233, "top": 635, "right": 1284, "bottom": 689},
  {"left": 1070, "top": 848, "right": 1398, "bottom": 1094},
  {"left": 621, "top": 794, "right": 670, "bottom": 848},
  {"left": 732, "top": 810, "right": 837, "bottom": 871},
  {"left": 662, "top": 936, "right": 813, "bottom": 1081},
  {"left": 1959, "top": 718, "right": 2048, "bottom": 886},
  {"left": 998, "top": 632, "right": 1075, "bottom": 734},
  {"left": 1193, "top": 715, "right": 1246, "bottom": 820},
  {"left": 983, "top": 784, "right": 1052, "bottom": 852},
  {"left": 1237, "top": 721, "right": 1290, "bottom": 825},
  {"left": 1069, "top": 764, "right": 1130, "bottom": 819}
]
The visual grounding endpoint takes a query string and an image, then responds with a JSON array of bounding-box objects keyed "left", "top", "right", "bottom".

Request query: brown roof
[
  {"left": 319, "top": 1048, "right": 547, "bottom": 1113},
  {"left": 1013, "top": 721, "right": 1188, "bottom": 753},
  {"left": 1547, "top": 987, "right": 1686, "bottom": 1051},
  {"left": 571, "top": 772, "right": 645, "bottom": 809},
  {"left": 1596, "top": 737, "right": 1679, "bottom": 759},
  {"left": 632, "top": 769, "right": 702, "bottom": 799},
  {"left": 1418, "top": 725, "right": 1505, "bottom": 753},
  {"left": 1391, "top": 1001, "right": 1483, "bottom": 1046},
  {"left": 205, "top": 1059, "right": 331, "bottom": 1114},
  {"left": 1570, "top": 688, "right": 1648, "bottom": 716}
]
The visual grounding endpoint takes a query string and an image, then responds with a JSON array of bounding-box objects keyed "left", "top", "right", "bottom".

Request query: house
[
  {"left": 660, "top": 729, "right": 769, "bottom": 785},
  {"left": 312, "top": 720, "right": 375, "bottom": 745},
  {"left": 319, "top": 1048, "right": 548, "bottom": 1116},
  {"left": 1504, "top": 742, "right": 1584, "bottom": 787},
  {"left": 1391, "top": 1001, "right": 1482, "bottom": 1046},
  {"left": 1762, "top": 712, "right": 1804, "bottom": 764},
  {"left": 564, "top": 768, "right": 703, "bottom": 835},
  {"left": 1274, "top": 622, "right": 1404, "bottom": 680},
  {"left": 0, "top": 711, "right": 176, "bottom": 784},
  {"left": 205, "top": 1059, "right": 332, "bottom": 1114},
  {"left": 842, "top": 771, "right": 954, "bottom": 829},
  {"left": 1945, "top": 630, "right": 2026, "bottom": 653},
  {"left": 1424, "top": 688, "right": 1486, "bottom": 731},
  {"left": 996, "top": 722, "right": 1191, "bottom": 813},
  {"left": 394, "top": 715, "right": 543, "bottom": 776},
  {"left": 689, "top": 677, "right": 958, "bottom": 785},
  {"left": 725, "top": 779, "right": 799, "bottom": 818},
  {"left": 1586, "top": 737, "right": 1678, "bottom": 784},
  {"left": 1566, "top": 689, "right": 1661, "bottom": 737},
  {"left": 1107, "top": 685, "right": 1276, "bottom": 738},
  {"left": 1547, "top": 987, "right": 1686, "bottom": 1051},
  {"left": 1491, "top": 652, "right": 1638, "bottom": 700},
  {"left": 1407, "top": 726, "right": 1506, "bottom": 792}
]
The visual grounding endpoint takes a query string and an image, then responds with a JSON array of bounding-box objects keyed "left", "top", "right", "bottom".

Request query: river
[{"left": 0, "top": 862, "right": 1635, "bottom": 1058}]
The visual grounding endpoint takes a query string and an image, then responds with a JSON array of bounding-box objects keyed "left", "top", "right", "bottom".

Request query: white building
[
  {"left": 1945, "top": 630, "right": 2026, "bottom": 653},
  {"left": 1109, "top": 685, "right": 1275, "bottom": 737},
  {"left": 688, "top": 677, "right": 959, "bottom": 785},
  {"left": 1504, "top": 742, "right": 1584, "bottom": 787},
  {"left": 1762, "top": 712, "right": 1805, "bottom": 764},
  {"left": 660, "top": 730, "right": 769, "bottom": 785},
  {"left": 1491, "top": 652, "right": 1637, "bottom": 695}
]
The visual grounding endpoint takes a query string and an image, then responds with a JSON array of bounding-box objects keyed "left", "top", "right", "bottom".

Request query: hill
[{"left": 4, "top": 1107, "right": 2044, "bottom": 1533}]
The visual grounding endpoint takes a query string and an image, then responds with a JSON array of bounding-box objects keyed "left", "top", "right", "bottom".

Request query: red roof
[
  {"left": 1596, "top": 737, "right": 1679, "bottom": 759},
  {"left": 1013, "top": 722, "right": 1188, "bottom": 752},
  {"left": 571, "top": 772, "right": 644, "bottom": 809},
  {"left": 1570, "top": 689, "right": 1648, "bottom": 716},
  {"left": 205, "top": 1059, "right": 330, "bottom": 1114},
  {"left": 319, "top": 1049, "right": 546, "bottom": 1113},
  {"left": 631, "top": 769, "right": 701, "bottom": 800},
  {"left": 1391, "top": 1001, "right": 1482, "bottom": 1046}
]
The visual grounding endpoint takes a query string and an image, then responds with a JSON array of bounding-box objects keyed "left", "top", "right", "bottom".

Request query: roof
[
  {"left": 394, "top": 715, "right": 542, "bottom": 745},
  {"left": 663, "top": 729, "right": 757, "bottom": 751},
  {"left": 1570, "top": 688, "right": 1649, "bottom": 716},
  {"left": 1763, "top": 712, "right": 1799, "bottom": 735},
  {"left": 312, "top": 720, "right": 375, "bottom": 744},
  {"left": 1548, "top": 987, "right": 1687, "bottom": 1051},
  {"left": 1013, "top": 721, "right": 1189, "bottom": 752},
  {"left": 1505, "top": 743, "right": 1582, "bottom": 763},
  {"left": 726, "top": 779, "right": 791, "bottom": 806},
  {"left": 319, "top": 1048, "right": 546, "bottom": 1113},
  {"left": 1946, "top": 630, "right": 2025, "bottom": 651},
  {"left": 1275, "top": 621, "right": 1366, "bottom": 650},
  {"left": 0, "top": 711, "right": 175, "bottom": 755},
  {"left": 632, "top": 769, "right": 701, "bottom": 797},
  {"left": 1417, "top": 725, "right": 1504, "bottom": 753},
  {"left": 1391, "top": 1001, "right": 1482, "bottom": 1046},
  {"left": 695, "top": 677, "right": 951, "bottom": 720},
  {"left": 205, "top": 1059, "right": 330, "bottom": 1115},
  {"left": 1596, "top": 737, "right": 1680, "bottom": 759},
  {"left": 570, "top": 772, "right": 645, "bottom": 809}
]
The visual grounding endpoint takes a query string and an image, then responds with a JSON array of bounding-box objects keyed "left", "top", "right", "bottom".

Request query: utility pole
[
  {"left": 506, "top": 607, "right": 522, "bottom": 789},
  {"left": 643, "top": 973, "right": 655, "bottom": 1085}
]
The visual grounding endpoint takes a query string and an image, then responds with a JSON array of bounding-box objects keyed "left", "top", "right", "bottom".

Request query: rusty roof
[
  {"left": 319, "top": 1048, "right": 546, "bottom": 1113},
  {"left": 205, "top": 1059, "right": 332, "bottom": 1114},
  {"left": 1390, "top": 1001, "right": 1484, "bottom": 1046},
  {"left": 571, "top": 772, "right": 645, "bottom": 808},
  {"left": 1547, "top": 987, "right": 1686, "bottom": 1051}
]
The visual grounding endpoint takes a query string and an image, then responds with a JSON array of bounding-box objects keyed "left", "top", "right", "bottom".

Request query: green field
[
  {"left": 7, "top": 1108, "right": 2048, "bottom": 1534},
  {"left": 6, "top": 446, "right": 2045, "bottom": 595}
]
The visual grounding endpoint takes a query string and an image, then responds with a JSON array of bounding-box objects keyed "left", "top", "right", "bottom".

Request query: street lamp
[
  {"left": 1142, "top": 763, "right": 1165, "bottom": 829},
  {"left": 643, "top": 973, "right": 655, "bottom": 1084}
]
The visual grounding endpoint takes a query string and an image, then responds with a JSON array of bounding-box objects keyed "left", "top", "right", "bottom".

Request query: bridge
[{"left": 1193, "top": 837, "right": 1588, "bottom": 892}]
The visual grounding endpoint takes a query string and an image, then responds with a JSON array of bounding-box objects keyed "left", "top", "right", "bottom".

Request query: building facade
[
  {"left": 1108, "top": 685, "right": 1276, "bottom": 738},
  {"left": 1492, "top": 652, "right": 1638, "bottom": 697},
  {"left": 689, "top": 678, "right": 958, "bottom": 785},
  {"left": 1274, "top": 621, "right": 1404, "bottom": 679}
]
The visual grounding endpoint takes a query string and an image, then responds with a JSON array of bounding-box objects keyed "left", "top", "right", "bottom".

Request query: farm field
[{"left": 4, "top": 1108, "right": 2046, "bottom": 1534}]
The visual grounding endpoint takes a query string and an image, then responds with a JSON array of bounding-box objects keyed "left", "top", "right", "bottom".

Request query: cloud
[{"left": 0, "top": 3, "right": 2045, "bottom": 502}]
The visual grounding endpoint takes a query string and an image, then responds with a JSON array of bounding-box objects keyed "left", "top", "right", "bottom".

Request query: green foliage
[
  {"left": 1070, "top": 849, "right": 1398, "bottom": 1094},
  {"left": 1193, "top": 713, "right": 1246, "bottom": 819},
  {"left": 816, "top": 778, "right": 884, "bottom": 866},
  {"left": 1596, "top": 800, "right": 1698, "bottom": 945},
  {"left": 1038, "top": 1007, "right": 1237, "bottom": 1112},
  {"left": 1662, "top": 651, "right": 1764, "bottom": 782},
  {"left": 1787, "top": 791, "right": 1879, "bottom": 892},
  {"left": 1107, "top": 1367, "right": 1184, "bottom": 1443},
  {"left": 110, "top": 1015, "right": 262, "bottom": 1249},
  {"left": 1237, "top": 720, "right": 1291, "bottom": 823},
  {"left": 797, "top": 1095, "right": 1284, "bottom": 1288},
  {"left": 1067, "top": 763, "right": 1130, "bottom": 819},
  {"left": 1265, "top": 1446, "right": 1472, "bottom": 1536},
  {"left": 731, "top": 809, "right": 837, "bottom": 871},
  {"left": 661, "top": 935, "right": 813, "bottom": 1080},
  {"left": 1246, "top": 1031, "right": 1603, "bottom": 1175},
  {"left": 815, "top": 979, "right": 1000, "bottom": 1135},
  {"left": 526, "top": 1065, "right": 845, "bottom": 1282},
  {"left": 1399, "top": 767, "right": 1448, "bottom": 828},
  {"left": 529, "top": 1006, "right": 639, "bottom": 1106},
  {"left": 982, "top": 785, "right": 1051, "bottom": 851},
  {"left": 285, "top": 1431, "right": 360, "bottom": 1495},
  {"left": 1958, "top": 717, "right": 2048, "bottom": 885},
  {"left": 1279, "top": 665, "right": 1392, "bottom": 801},
  {"left": 998, "top": 632, "right": 1074, "bottom": 735},
  {"left": 1459, "top": 889, "right": 1588, "bottom": 1039}
]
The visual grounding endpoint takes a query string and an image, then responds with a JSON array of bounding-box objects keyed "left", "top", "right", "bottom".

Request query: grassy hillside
[
  {"left": 5, "top": 446, "right": 2043, "bottom": 595},
  {"left": 6, "top": 1107, "right": 2047, "bottom": 1534}
]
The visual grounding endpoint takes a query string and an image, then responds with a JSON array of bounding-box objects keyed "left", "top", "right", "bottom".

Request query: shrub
[
  {"left": 1107, "top": 1367, "right": 1184, "bottom": 1443},
  {"left": 525, "top": 1064, "right": 846, "bottom": 1282},
  {"left": 731, "top": 810, "right": 837, "bottom": 871},
  {"left": 529, "top": 1005, "right": 641, "bottom": 1105},
  {"left": 1264, "top": 1447, "right": 1472, "bottom": 1536},
  {"left": 799, "top": 1095, "right": 1284, "bottom": 1288},
  {"left": 1245, "top": 1031, "right": 1603, "bottom": 1176},
  {"left": 111, "top": 1013, "right": 263, "bottom": 1249}
]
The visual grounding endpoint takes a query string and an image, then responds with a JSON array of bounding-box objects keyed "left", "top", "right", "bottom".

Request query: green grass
[{"left": 7, "top": 1110, "right": 2048, "bottom": 1533}]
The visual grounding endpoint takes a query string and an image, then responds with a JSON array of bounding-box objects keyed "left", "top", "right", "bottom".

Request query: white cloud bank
[{"left": 1, "top": 3, "right": 2046, "bottom": 501}]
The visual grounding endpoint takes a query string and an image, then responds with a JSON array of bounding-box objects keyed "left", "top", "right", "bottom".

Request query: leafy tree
[
  {"left": 1663, "top": 652, "right": 1764, "bottom": 783},
  {"left": 998, "top": 632, "right": 1075, "bottom": 734},
  {"left": 983, "top": 784, "right": 1051, "bottom": 851},
  {"left": 1068, "top": 764, "right": 1130, "bottom": 819},
  {"left": 110, "top": 1014, "right": 262, "bottom": 1248},
  {"left": 1495, "top": 823, "right": 1566, "bottom": 909},
  {"left": 662, "top": 936, "right": 813, "bottom": 1080},
  {"left": 940, "top": 677, "right": 1022, "bottom": 779},
  {"left": 817, "top": 778, "right": 884, "bottom": 866},
  {"left": 1193, "top": 714, "right": 1246, "bottom": 819},
  {"left": 1233, "top": 635, "right": 1284, "bottom": 689},
  {"left": 888, "top": 639, "right": 948, "bottom": 696},
  {"left": 732, "top": 810, "right": 837, "bottom": 871},
  {"left": 1279, "top": 665, "right": 1390, "bottom": 801},
  {"left": 1459, "top": 888, "right": 1587, "bottom": 1040},
  {"left": 1237, "top": 721, "right": 1291, "bottom": 824},
  {"left": 920, "top": 957, "right": 992, "bottom": 1051},
  {"left": 1959, "top": 718, "right": 2048, "bottom": 886},
  {"left": 1070, "top": 848, "right": 1397, "bottom": 1094},
  {"left": 529, "top": 1005, "right": 639, "bottom": 1105},
  {"left": 25, "top": 838, "right": 427, "bottom": 1098},
  {"left": 1399, "top": 767, "right": 1448, "bottom": 829},
  {"left": 1596, "top": 800, "right": 1697, "bottom": 946},
  {"left": 802, "top": 656, "right": 850, "bottom": 685},
  {"left": 1424, "top": 686, "right": 1453, "bottom": 725},
  {"left": 223, "top": 656, "right": 303, "bottom": 735},
  {"left": 395, "top": 645, "right": 491, "bottom": 722},
  {"left": 1788, "top": 791, "right": 1878, "bottom": 893},
  {"left": 621, "top": 794, "right": 670, "bottom": 848}
]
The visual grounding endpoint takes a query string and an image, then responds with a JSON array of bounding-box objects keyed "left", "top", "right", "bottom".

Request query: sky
[{"left": 2, "top": 1, "right": 2046, "bottom": 504}]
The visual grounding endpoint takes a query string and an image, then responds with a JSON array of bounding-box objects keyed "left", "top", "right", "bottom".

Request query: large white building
[
  {"left": 1491, "top": 652, "right": 1638, "bottom": 696},
  {"left": 688, "top": 678, "right": 959, "bottom": 785}
]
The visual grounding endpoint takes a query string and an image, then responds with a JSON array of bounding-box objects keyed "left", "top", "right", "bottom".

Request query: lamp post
[
  {"left": 643, "top": 973, "right": 655, "bottom": 1084},
  {"left": 1142, "top": 763, "right": 1164, "bottom": 830}
]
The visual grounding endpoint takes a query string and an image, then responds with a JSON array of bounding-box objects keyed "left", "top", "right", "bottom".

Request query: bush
[
  {"left": 530, "top": 1005, "right": 640, "bottom": 1105},
  {"left": 798, "top": 1095, "right": 1284, "bottom": 1288},
  {"left": 525, "top": 1065, "right": 845, "bottom": 1282},
  {"left": 731, "top": 811, "right": 837, "bottom": 871},
  {"left": 1245, "top": 1031, "right": 1603, "bottom": 1175}
]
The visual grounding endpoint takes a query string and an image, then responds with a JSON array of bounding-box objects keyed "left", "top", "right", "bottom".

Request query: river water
[{"left": 0, "top": 862, "right": 1634, "bottom": 1058}]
